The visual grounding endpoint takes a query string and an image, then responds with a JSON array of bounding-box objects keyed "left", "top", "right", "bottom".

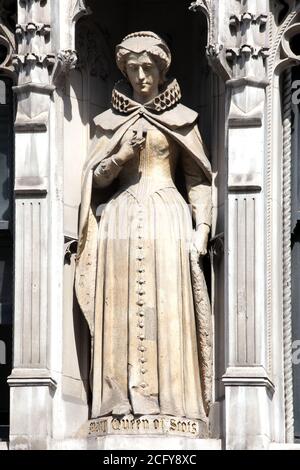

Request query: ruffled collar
[{"left": 111, "top": 78, "right": 182, "bottom": 114}]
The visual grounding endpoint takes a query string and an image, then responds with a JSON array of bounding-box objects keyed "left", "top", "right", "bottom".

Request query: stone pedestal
[
  {"left": 50, "top": 415, "right": 222, "bottom": 450},
  {"left": 50, "top": 437, "right": 222, "bottom": 451},
  {"left": 86, "top": 436, "right": 222, "bottom": 451}
]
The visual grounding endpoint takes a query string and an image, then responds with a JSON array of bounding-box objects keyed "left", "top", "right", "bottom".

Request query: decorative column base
[
  {"left": 8, "top": 369, "right": 57, "bottom": 450},
  {"left": 223, "top": 367, "right": 274, "bottom": 450}
]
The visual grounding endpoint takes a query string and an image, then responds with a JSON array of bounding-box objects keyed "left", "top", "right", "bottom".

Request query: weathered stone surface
[
  {"left": 81, "top": 415, "right": 208, "bottom": 439},
  {"left": 75, "top": 31, "right": 213, "bottom": 425}
]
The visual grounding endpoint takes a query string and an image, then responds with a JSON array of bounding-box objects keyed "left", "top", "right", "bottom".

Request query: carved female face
[{"left": 126, "top": 52, "right": 160, "bottom": 103}]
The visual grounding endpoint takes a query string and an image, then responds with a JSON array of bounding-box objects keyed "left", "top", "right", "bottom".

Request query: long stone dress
[{"left": 91, "top": 120, "right": 211, "bottom": 422}]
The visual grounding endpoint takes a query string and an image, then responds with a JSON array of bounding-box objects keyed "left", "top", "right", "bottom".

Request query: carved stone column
[
  {"left": 212, "top": 0, "right": 274, "bottom": 449},
  {"left": 8, "top": 0, "right": 57, "bottom": 449},
  {"left": 7, "top": 0, "right": 92, "bottom": 449},
  {"left": 224, "top": 3, "right": 274, "bottom": 450},
  {"left": 192, "top": 0, "right": 274, "bottom": 449}
]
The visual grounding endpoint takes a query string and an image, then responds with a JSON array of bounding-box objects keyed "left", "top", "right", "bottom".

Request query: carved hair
[{"left": 116, "top": 31, "right": 171, "bottom": 83}]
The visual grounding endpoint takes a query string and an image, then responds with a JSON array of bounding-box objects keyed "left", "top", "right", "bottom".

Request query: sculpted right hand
[{"left": 114, "top": 135, "right": 145, "bottom": 166}]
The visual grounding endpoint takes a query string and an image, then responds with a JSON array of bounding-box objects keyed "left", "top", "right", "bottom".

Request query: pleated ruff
[{"left": 92, "top": 187, "right": 206, "bottom": 420}]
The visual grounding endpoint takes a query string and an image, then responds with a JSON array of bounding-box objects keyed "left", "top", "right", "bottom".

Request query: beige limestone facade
[{"left": 0, "top": 0, "right": 300, "bottom": 450}]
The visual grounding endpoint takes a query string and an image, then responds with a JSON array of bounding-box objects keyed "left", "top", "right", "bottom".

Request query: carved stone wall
[
  {"left": 6, "top": 0, "right": 78, "bottom": 450},
  {"left": 6, "top": 0, "right": 300, "bottom": 450}
]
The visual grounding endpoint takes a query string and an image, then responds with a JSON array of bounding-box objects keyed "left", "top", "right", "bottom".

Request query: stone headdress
[{"left": 116, "top": 31, "right": 171, "bottom": 81}]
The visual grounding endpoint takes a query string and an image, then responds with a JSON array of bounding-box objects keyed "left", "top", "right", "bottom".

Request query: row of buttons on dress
[{"left": 136, "top": 203, "right": 148, "bottom": 390}]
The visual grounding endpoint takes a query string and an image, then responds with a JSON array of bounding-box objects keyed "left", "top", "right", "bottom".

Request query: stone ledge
[
  {"left": 8, "top": 368, "right": 57, "bottom": 389},
  {"left": 222, "top": 366, "right": 275, "bottom": 393}
]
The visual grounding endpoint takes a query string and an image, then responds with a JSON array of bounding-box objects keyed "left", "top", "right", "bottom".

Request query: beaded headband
[{"left": 116, "top": 31, "right": 171, "bottom": 76}]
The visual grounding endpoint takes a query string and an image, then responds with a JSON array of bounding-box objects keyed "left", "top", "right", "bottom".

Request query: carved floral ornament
[
  {"left": 275, "top": 21, "right": 300, "bottom": 73},
  {"left": 272, "top": 5, "right": 300, "bottom": 75},
  {"left": 0, "top": 24, "right": 15, "bottom": 76}
]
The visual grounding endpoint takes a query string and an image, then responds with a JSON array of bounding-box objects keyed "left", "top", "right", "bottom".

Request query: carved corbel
[
  {"left": 12, "top": 52, "right": 56, "bottom": 72},
  {"left": 51, "top": 49, "right": 78, "bottom": 87},
  {"left": 257, "top": 14, "right": 268, "bottom": 30},
  {"left": 207, "top": 46, "right": 231, "bottom": 81},
  {"left": 240, "top": 44, "right": 255, "bottom": 58},
  {"left": 229, "top": 12, "right": 254, "bottom": 32},
  {"left": 206, "top": 42, "right": 226, "bottom": 75},
  {"left": 229, "top": 14, "right": 240, "bottom": 30},
  {"left": 226, "top": 48, "right": 240, "bottom": 63},
  {"left": 15, "top": 22, "right": 51, "bottom": 39},
  {"left": 226, "top": 45, "right": 268, "bottom": 64},
  {"left": 242, "top": 12, "right": 255, "bottom": 23},
  {"left": 19, "top": 0, "right": 48, "bottom": 5},
  {"left": 63, "top": 0, "right": 91, "bottom": 81},
  {"left": 229, "top": 12, "right": 268, "bottom": 33}
]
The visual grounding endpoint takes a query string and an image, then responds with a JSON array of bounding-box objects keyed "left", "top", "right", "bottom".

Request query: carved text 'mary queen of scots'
[{"left": 75, "top": 31, "right": 213, "bottom": 436}]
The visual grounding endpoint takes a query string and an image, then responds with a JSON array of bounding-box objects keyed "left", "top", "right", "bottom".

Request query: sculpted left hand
[{"left": 191, "top": 226, "right": 210, "bottom": 257}]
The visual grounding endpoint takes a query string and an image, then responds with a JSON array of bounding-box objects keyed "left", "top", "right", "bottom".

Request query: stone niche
[{"left": 61, "top": 0, "right": 225, "bottom": 448}]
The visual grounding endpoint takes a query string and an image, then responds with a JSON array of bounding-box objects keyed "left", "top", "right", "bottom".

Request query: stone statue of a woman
[{"left": 75, "top": 32, "right": 212, "bottom": 434}]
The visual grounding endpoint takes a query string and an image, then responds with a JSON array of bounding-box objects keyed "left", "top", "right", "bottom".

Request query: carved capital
[
  {"left": 51, "top": 49, "right": 78, "bottom": 87},
  {"left": 226, "top": 45, "right": 270, "bottom": 62},
  {"left": 58, "top": 49, "right": 78, "bottom": 70},
  {"left": 15, "top": 22, "right": 51, "bottom": 39},
  {"left": 229, "top": 12, "right": 268, "bottom": 32},
  {"left": 224, "top": 4, "right": 270, "bottom": 82},
  {"left": 206, "top": 43, "right": 231, "bottom": 81},
  {"left": 12, "top": 53, "right": 56, "bottom": 72},
  {"left": 19, "top": 0, "right": 48, "bottom": 5}
]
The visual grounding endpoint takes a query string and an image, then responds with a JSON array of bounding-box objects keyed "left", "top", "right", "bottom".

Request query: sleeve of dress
[
  {"left": 181, "top": 150, "right": 212, "bottom": 228},
  {"left": 93, "top": 156, "right": 122, "bottom": 188}
]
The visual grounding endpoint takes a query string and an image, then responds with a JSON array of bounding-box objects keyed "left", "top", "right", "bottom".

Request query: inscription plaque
[{"left": 87, "top": 415, "right": 208, "bottom": 439}]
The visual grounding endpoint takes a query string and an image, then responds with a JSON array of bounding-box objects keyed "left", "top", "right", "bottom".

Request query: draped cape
[{"left": 75, "top": 84, "right": 213, "bottom": 414}]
